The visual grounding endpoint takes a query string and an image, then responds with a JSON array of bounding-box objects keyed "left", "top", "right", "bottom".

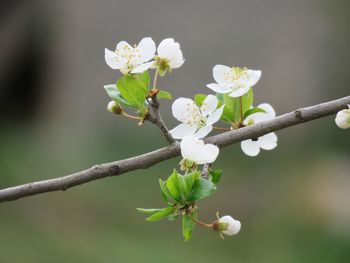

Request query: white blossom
[
  {"left": 241, "top": 103, "right": 278, "bottom": 157},
  {"left": 207, "top": 65, "right": 261, "bottom": 98},
  {"left": 180, "top": 135, "right": 219, "bottom": 165},
  {"left": 104, "top": 37, "right": 156, "bottom": 74},
  {"left": 335, "top": 105, "right": 350, "bottom": 129},
  {"left": 156, "top": 38, "right": 184, "bottom": 70},
  {"left": 217, "top": 215, "right": 241, "bottom": 236},
  {"left": 170, "top": 95, "right": 224, "bottom": 139}
]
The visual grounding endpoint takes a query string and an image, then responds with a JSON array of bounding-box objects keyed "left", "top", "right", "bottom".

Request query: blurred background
[{"left": 0, "top": 0, "right": 349, "bottom": 262}]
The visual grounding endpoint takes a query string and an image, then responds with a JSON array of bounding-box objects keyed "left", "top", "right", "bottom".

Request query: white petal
[
  {"left": 213, "top": 65, "right": 232, "bottom": 85},
  {"left": 200, "top": 95, "right": 218, "bottom": 116},
  {"left": 229, "top": 85, "right": 251, "bottom": 98},
  {"left": 115, "top": 41, "right": 132, "bottom": 59},
  {"left": 137, "top": 37, "right": 156, "bottom": 62},
  {"left": 206, "top": 105, "right": 224, "bottom": 125},
  {"left": 245, "top": 70, "right": 262, "bottom": 87},
  {"left": 180, "top": 135, "right": 202, "bottom": 161},
  {"left": 169, "top": 124, "right": 196, "bottom": 139},
  {"left": 157, "top": 38, "right": 184, "bottom": 69},
  {"left": 335, "top": 109, "right": 350, "bottom": 129},
  {"left": 257, "top": 103, "right": 276, "bottom": 118},
  {"left": 104, "top": 48, "right": 122, "bottom": 69},
  {"left": 207, "top": 83, "right": 232, "bottom": 93},
  {"left": 258, "top": 132, "right": 278, "bottom": 150},
  {"left": 172, "top": 98, "right": 199, "bottom": 123},
  {"left": 199, "top": 143, "right": 219, "bottom": 164},
  {"left": 194, "top": 125, "right": 212, "bottom": 139},
  {"left": 241, "top": 140, "right": 260, "bottom": 157},
  {"left": 220, "top": 216, "right": 241, "bottom": 236},
  {"left": 131, "top": 61, "right": 154, "bottom": 73}
]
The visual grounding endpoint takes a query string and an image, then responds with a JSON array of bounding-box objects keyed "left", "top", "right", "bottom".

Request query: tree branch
[{"left": 0, "top": 95, "right": 349, "bottom": 203}]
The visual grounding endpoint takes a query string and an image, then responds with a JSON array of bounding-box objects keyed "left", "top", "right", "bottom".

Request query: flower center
[
  {"left": 223, "top": 67, "right": 248, "bottom": 83},
  {"left": 115, "top": 44, "right": 142, "bottom": 71}
]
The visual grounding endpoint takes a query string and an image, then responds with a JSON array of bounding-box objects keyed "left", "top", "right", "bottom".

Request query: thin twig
[
  {"left": 201, "top": 164, "right": 210, "bottom": 179},
  {"left": 0, "top": 95, "right": 349, "bottom": 203}
]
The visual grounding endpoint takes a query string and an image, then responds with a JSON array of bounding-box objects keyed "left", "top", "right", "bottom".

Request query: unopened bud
[
  {"left": 212, "top": 215, "right": 241, "bottom": 236},
  {"left": 107, "top": 101, "right": 122, "bottom": 114}
]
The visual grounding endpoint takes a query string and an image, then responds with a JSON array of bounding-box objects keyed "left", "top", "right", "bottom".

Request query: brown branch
[{"left": 0, "top": 95, "right": 349, "bottom": 203}]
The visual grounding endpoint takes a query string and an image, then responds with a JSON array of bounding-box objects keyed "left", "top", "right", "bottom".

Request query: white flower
[
  {"left": 180, "top": 135, "right": 219, "bottom": 165},
  {"left": 170, "top": 95, "right": 224, "bottom": 139},
  {"left": 216, "top": 215, "right": 241, "bottom": 236},
  {"left": 104, "top": 37, "right": 156, "bottom": 74},
  {"left": 207, "top": 65, "right": 261, "bottom": 98},
  {"left": 241, "top": 103, "right": 278, "bottom": 157},
  {"left": 335, "top": 105, "right": 350, "bottom": 129},
  {"left": 156, "top": 38, "right": 184, "bottom": 70}
]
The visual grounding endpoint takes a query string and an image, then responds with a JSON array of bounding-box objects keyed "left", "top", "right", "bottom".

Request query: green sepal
[
  {"left": 145, "top": 206, "right": 176, "bottom": 222},
  {"left": 157, "top": 90, "right": 172, "bottom": 100},
  {"left": 243, "top": 107, "right": 266, "bottom": 119},
  {"left": 168, "top": 213, "right": 179, "bottom": 221},
  {"left": 182, "top": 210, "right": 197, "bottom": 241},
  {"left": 209, "top": 169, "right": 222, "bottom": 185},
  {"left": 166, "top": 170, "right": 183, "bottom": 203},
  {"left": 187, "top": 178, "right": 217, "bottom": 202}
]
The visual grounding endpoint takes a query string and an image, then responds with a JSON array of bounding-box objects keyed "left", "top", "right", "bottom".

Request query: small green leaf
[
  {"left": 194, "top": 94, "right": 207, "bottom": 106},
  {"left": 177, "top": 173, "right": 188, "bottom": 201},
  {"left": 187, "top": 178, "right": 217, "bottom": 202},
  {"left": 159, "top": 179, "right": 171, "bottom": 202},
  {"left": 157, "top": 90, "right": 172, "bottom": 100},
  {"left": 146, "top": 206, "right": 175, "bottom": 222},
  {"left": 134, "top": 71, "right": 150, "bottom": 90},
  {"left": 182, "top": 210, "right": 197, "bottom": 241},
  {"left": 166, "top": 170, "right": 182, "bottom": 203},
  {"left": 209, "top": 169, "right": 222, "bottom": 185},
  {"left": 104, "top": 84, "right": 133, "bottom": 107},
  {"left": 136, "top": 208, "right": 163, "bottom": 214},
  {"left": 243, "top": 107, "right": 266, "bottom": 119},
  {"left": 183, "top": 171, "right": 200, "bottom": 195},
  {"left": 116, "top": 74, "right": 148, "bottom": 109}
]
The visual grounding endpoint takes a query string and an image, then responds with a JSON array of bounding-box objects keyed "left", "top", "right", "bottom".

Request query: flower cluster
[{"left": 103, "top": 36, "right": 281, "bottom": 241}]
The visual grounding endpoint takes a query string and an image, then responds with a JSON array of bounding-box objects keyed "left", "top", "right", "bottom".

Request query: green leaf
[
  {"left": 209, "top": 169, "right": 222, "bottom": 185},
  {"left": 157, "top": 90, "right": 172, "bottom": 100},
  {"left": 187, "top": 178, "right": 217, "bottom": 202},
  {"left": 166, "top": 170, "right": 182, "bottom": 203},
  {"left": 194, "top": 94, "right": 207, "bottom": 106},
  {"left": 243, "top": 107, "right": 266, "bottom": 119},
  {"left": 182, "top": 210, "right": 197, "bottom": 241},
  {"left": 146, "top": 206, "right": 176, "bottom": 222},
  {"left": 116, "top": 74, "right": 148, "bottom": 109},
  {"left": 159, "top": 179, "right": 171, "bottom": 202},
  {"left": 217, "top": 88, "right": 254, "bottom": 124},
  {"left": 136, "top": 208, "right": 163, "bottom": 214},
  {"left": 183, "top": 171, "right": 200, "bottom": 195},
  {"left": 104, "top": 84, "right": 133, "bottom": 107},
  {"left": 134, "top": 71, "right": 150, "bottom": 90},
  {"left": 177, "top": 173, "right": 188, "bottom": 201}
]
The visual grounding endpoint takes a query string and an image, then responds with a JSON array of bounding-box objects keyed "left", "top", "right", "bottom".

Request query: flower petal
[
  {"left": 213, "top": 64, "right": 232, "bottom": 85},
  {"left": 229, "top": 85, "right": 251, "bottom": 98},
  {"left": 180, "top": 135, "right": 202, "bottom": 161},
  {"left": 157, "top": 38, "right": 184, "bottom": 69},
  {"left": 131, "top": 61, "right": 154, "bottom": 73},
  {"left": 207, "top": 105, "right": 224, "bottom": 125},
  {"left": 137, "top": 37, "right": 156, "bottom": 63},
  {"left": 200, "top": 95, "right": 218, "bottom": 116},
  {"left": 104, "top": 48, "right": 122, "bottom": 69},
  {"left": 169, "top": 124, "right": 196, "bottom": 139},
  {"left": 194, "top": 125, "right": 212, "bottom": 139},
  {"left": 257, "top": 103, "right": 276, "bottom": 118},
  {"left": 241, "top": 139, "right": 260, "bottom": 157},
  {"left": 258, "top": 132, "right": 278, "bottom": 150},
  {"left": 206, "top": 83, "right": 232, "bottom": 93},
  {"left": 171, "top": 97, "right": 199, "bottom": 123},
  {"left": 246, "top": 70, "right": 262, "bottom": 87},
  {"left": 200, "top": 143, "right": 219, "bottom": 164}
]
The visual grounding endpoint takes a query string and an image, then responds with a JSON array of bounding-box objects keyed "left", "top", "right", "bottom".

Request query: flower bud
[
  {"left": 213, "top": 215, "right": 241, "bottom": 236},
  {"left": 335, "top": 105, "right": 350, "bottom": 129},
  {"left": 107, "top": 101, "right": 122, "bottom": 114}
]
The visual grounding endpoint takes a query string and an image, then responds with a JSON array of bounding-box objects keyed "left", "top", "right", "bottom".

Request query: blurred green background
[{"left": 0, "top": 0, "right": 349, "bottom": 262}]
